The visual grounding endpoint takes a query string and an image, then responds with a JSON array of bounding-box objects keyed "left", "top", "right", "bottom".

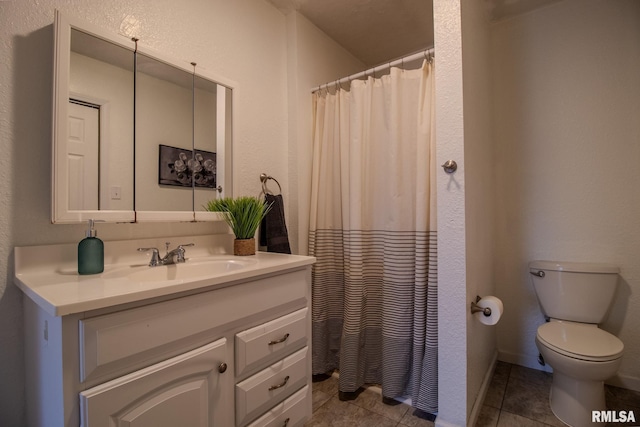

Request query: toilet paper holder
[{"left": 470, "top": 295, "right": 492, "bottom": 317}]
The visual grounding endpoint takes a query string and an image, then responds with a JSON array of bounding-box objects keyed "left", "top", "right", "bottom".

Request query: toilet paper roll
[{"left": 474, "top": 296, "right": 503, "bottom": 326}]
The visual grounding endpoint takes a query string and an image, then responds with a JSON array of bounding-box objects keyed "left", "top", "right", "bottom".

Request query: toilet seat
[{"left": 537, "top": 321, "right": 624, "bottom": 362}]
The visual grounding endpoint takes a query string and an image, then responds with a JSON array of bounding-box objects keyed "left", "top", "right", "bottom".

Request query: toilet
[{"left": 529, "top": 260, "right": 624, "bottom": 427}]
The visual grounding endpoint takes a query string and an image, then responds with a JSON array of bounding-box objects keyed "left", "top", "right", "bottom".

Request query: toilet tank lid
[{"left": 529, "top": 260, "right": 619, "bottom": 274}]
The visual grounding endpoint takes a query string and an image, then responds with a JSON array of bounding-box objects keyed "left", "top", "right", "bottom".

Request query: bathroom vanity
[{"left": 15, "top": 236, "right": 314, "bottom": 427}]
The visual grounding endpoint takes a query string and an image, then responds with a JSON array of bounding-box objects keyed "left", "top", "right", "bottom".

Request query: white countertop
[{"left": 14, "top": 235, "right": 315, "bottom": 317}]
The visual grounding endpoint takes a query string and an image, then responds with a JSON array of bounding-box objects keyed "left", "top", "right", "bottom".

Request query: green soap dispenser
[{"left": 78, "top": 219, "right": 104, "bottom": 275}]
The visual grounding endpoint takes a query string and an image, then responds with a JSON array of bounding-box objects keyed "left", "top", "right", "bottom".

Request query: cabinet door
[{"left": 79, "top": 338, "right": 230, "bottom": 427}]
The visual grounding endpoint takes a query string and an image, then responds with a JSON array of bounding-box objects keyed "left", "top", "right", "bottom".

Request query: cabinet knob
[{"left": 218, "top": 362, "right": 227, "bottom": 373}]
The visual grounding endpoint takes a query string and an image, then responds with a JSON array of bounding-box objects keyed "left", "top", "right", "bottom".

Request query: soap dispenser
[{"left": 78, "top": 219, "right": 104, "bottom": 275}]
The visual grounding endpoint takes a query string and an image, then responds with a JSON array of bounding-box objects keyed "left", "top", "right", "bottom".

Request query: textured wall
[
  {"left": 433, "top": 1, "right": 468, "bottom": 425},
  {"left": 492, "top": 0, "right": 640, "bottom": 390},
  {"left": 0, "top": 0, "right": 288, "bottom": 424}
]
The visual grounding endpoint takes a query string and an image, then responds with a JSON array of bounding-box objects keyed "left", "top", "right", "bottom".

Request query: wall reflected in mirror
[
  {"left": 69, "top": 28, "right": 134, "bottom": 211},
  {"left": 194, "top": 75, "right": 222, "bottom": 212},
  {"left": 135, "top": 53, "right": 194, "bottom": 212}
]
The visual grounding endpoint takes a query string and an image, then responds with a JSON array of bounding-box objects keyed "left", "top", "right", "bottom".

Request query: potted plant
[{"left": 204, "top": 196, "right": 271, "bottom": 256}]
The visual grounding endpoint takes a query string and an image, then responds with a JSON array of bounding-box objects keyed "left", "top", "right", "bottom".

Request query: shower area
[
  {"left": 281, "top": 1, "right": 496, "bottom": 424},
  {"left": 307, "top": 51, "right": 438, "bottom": 414}
]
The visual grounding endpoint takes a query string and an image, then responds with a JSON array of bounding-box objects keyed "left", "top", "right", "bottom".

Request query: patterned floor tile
[
  {"left": 350, "top": 388, "right": 410, "bottom": 422},
  {"left": 399, "top": 408, "right": 436, "bottom": 427},
  {"left": 306, "top": 363, "right": 640, "bottom": 427},
  {"left": 497, "top": 411, "right": 553, "bottom": 427},
  {"left": 476, "top": 405, "right": 500, "bottom": 427}
]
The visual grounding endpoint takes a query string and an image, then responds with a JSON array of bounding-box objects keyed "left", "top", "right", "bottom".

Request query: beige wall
[
  {"left": 285, "top": 12, "right": 365, "bottom": 255},
  {"left": 492, "top": 0, "right": 640, "bottom": 390},
  {"left": 0, "top": 0, "right": 288, "bottom": 424},
  {"left": 461, "top": 0, "right": 497, "bottom": 423},
  {"left": 136, "top": 71, "right": 194, "bottom": 211}
]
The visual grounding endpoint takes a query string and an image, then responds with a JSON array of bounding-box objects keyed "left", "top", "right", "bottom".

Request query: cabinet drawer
[
  {"left": 79, "top": 269, "right": 308, "bottom": 383},
  {"left": 236, "top": 347, "right": 308, "bottom": 426},
  {"left": 246, "top": 385, "right": 309, "bottom": 427},
  {"left": 236, "top": 308, "right": 308, "bottom": 375}
]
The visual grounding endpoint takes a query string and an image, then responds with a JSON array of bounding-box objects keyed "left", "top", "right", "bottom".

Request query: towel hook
[{"left": 260, "top": 173, "right": 282, "bottom": 196}]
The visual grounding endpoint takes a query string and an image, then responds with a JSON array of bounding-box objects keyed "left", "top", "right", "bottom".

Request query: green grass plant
[{"left": 204, "top": 196, "right": 271, "bottom": 240}]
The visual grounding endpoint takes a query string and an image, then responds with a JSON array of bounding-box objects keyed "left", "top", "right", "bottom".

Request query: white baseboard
[
  {"left": 607, "top": 373, "right": 640, "bottom": 393},
  {"left": 497, "top": 350, "right": 552, "bottom": 373},
  {"left": 498, "top": 350, "right": 640, "bottom": 392},
  {"left": 468, "top": 351, "right": 498, "bottom": 427}
]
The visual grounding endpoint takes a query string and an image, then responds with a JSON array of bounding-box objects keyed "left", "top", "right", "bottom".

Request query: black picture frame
[{"left": 158, "top": 144, "right": 217, "bottom": 188}]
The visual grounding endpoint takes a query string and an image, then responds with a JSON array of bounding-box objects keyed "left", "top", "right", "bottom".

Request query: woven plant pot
[{"left": 234, "top": 238, "right": 256, "bottom": 256}]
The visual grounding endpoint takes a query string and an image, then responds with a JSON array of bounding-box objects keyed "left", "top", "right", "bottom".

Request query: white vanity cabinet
[
  {"left": 19, "top": 251, "right": 313, "bottom": 427},
  {"left": 79, "top": 338, "right": 229, "bottom": 427}
]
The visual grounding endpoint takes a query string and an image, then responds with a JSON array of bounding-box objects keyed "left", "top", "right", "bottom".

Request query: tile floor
[
  {"left": 305, "top": 362, "right": 640, "bottom": 427},
  {"left": 305, "top": 374, "right": 435, "bottom": 427}
]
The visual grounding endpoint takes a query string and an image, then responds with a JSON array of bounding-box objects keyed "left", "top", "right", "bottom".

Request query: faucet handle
[
  {"left": 137, "top": 247, "right": 159, "bottom": 253},
  {"left": 175, "top": 243, "right": 194, "bottom": 263},
  {"left": 137, "top": 247, "right": 161, "bottom": 266}
]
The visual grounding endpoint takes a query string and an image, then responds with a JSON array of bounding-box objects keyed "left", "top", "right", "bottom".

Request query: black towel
[{"left": 260, "top": 193, "right": 291, "bottom": 254}]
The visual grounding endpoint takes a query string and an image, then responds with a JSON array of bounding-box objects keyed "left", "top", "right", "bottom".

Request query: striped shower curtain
[{"left": 309, "top": 60, "right": 437, "bottom": 413}]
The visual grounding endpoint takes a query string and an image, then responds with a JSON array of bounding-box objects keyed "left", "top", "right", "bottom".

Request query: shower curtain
[{"left": 309, "top": 60, "right": 437, "bottom": 413}]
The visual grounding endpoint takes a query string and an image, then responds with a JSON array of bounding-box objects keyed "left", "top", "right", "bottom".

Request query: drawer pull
[
  {"left": 268, "top": 375, "right": 290, "bottom": 391},
  {"left": 282, "top": 418, "right": 290, "bottom": 427},
  {"left": 218, "top": 362, "right": 228, "bottom": 373},
  {"left": 268, "top": 333, "right": 290, "bottom": 346}
]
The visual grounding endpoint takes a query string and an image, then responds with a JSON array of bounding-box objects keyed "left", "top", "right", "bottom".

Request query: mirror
[
  {"left": 53, "top": 12, "right": 136, "bottom": 223},
  {"left": 135, "top": 52, "right": 194, "bottom": 219},
  {"left": 194, "top": 75, "right": 233, "bottom": 219},
  {"left": 52, "top": 10, "right": 233, "bottom": 223}
]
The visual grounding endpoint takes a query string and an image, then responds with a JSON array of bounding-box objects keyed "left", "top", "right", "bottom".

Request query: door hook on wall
[{"left": 441, "top": 160, "right": 457, "bottom": 174}]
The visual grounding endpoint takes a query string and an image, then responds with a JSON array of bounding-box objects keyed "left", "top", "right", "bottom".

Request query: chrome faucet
[{"left": 137, "top": 242, "right": 195, "bottom": 266}]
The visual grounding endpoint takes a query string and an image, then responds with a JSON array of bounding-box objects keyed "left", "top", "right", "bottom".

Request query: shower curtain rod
[{"left": 311, "top": 47, "right": 434, "bottom": 93}]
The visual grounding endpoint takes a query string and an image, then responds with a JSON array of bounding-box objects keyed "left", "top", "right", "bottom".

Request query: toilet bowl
[
  {"left": 535, "top": 320, "right": 624, "bottom": 427},
  {"left": 529, "top": 261, "right": 624, "bottom": 427}
]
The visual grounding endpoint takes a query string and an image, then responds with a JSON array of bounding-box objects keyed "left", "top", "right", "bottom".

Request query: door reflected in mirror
[{"left": 68, "top": 28, "right": 134, "bottom": 212}]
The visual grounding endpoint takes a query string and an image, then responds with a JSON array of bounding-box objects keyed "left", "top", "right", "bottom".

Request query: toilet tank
[{"left": 529, "top": 260, "right": 619, "bottom": 324}]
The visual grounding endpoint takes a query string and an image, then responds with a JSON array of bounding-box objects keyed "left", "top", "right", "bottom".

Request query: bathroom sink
[{"left": 103, "top": 258, "right": 256, "bottom": 283}]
